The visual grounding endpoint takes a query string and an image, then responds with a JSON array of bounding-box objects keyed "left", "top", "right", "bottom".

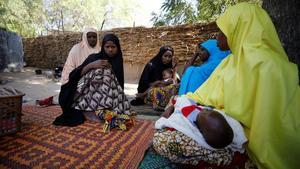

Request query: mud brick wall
[{"left": 23, "top": 22, "right": 219, "bottom": 68}]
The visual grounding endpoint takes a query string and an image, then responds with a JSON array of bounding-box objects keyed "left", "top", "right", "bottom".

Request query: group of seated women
[
  {"left": 130, "top": 39, "right": 230, "bottom": 110},
  {"left": 53, "top": 3, "right": 299, "bottom": 169},
  {"left": 53, "top": 26, "right": 227, "bottom": 129}
]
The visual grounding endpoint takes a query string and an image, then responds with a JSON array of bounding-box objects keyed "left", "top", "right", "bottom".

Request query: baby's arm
[{"left": 164, "top": 79, "right": 174, "bottom": 85}]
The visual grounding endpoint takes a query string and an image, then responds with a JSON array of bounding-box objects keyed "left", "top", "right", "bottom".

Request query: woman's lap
[
  {"left": 73, "top": 68, "right": 130, "bottom": 113},
  {"left": 146, "top": 84, "right": 178, "bottom": 110},
  {"left": 71, "top": 68, "right": 134, "bottom": 131},
  {"left": 153, "top": 129, "right": 233, "bottom": 166}
]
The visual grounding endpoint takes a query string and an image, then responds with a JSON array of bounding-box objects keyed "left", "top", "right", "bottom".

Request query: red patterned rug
[{"left": 0, "top": 105, "right": 154, "bottom": 169}]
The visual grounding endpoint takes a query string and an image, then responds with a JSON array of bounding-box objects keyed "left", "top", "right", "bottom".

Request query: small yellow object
[
  {"left": 102, "top": 121, "right": 110, "bottom": 133},
  {"left": 118, "top": 123, "right": 127, "bottom": 131},
  {"left": 117, "top": 114, "right": 130, "bottom": 120}
]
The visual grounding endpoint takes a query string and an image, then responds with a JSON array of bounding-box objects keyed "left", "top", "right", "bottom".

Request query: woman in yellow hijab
[{"left": 187, "top": 3, "right": 300, "bottom": 169}]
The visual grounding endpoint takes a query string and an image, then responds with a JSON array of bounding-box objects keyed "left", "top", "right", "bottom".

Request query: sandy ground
[
  {"left": 0, "top": 67, "right": 160, "bottom": 120},
  {"left": 0, "top": 67, "right": 137, "bottom": 103}
]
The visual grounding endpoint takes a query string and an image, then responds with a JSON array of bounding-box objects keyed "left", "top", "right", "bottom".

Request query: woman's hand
[
  {"left": 182, "top": 53, "right": 198, "bottom": 75},
  {"left": 81, "top": 60, "right": 111, "bottom": 76},
  {"left": 150, "top": 80, "right": 164, "bottom": 87},
  {"left": 161, "top": 105, "right": 175, "bottom": 118},
  {"left": 172, "top": 57, "right": 179, "bottom": 68},
  {"left": 90, "top": 60, "right": 111, "bottom": 69}
]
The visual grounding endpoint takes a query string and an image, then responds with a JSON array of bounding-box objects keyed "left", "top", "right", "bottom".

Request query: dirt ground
[
  {"left": 0, "top": 67, "right": 160, "bottom": 120},
  {"left": 0, "top": 67, "right": 139, "bottom": 103}
]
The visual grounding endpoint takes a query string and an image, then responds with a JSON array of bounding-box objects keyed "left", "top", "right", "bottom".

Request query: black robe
[
  {"left": 53, "top": 34, "right": 124, "bottom": 126},
  {"left": 137, "top": 46, "right": 173, "bottom": 93}
]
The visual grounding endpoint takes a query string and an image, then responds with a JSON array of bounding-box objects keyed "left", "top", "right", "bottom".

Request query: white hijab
[{"left": 61, "top": 27, "right": 100, "bottom": 84}]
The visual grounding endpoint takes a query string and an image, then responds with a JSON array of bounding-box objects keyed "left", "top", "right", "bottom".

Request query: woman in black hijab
[
  {"left": 53, "top": 33, "right": 132, "bottom": 129},
  {"left": 131, "top": 45, "right": 175, "bottom": 105}
]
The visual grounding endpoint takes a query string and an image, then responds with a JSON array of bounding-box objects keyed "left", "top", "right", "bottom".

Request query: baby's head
[
  {"left": 162, "top": 68, "right": 173, "bottom": 80},
  {"left": 195, "top": 109, "right": 233, "bottom": 149}
]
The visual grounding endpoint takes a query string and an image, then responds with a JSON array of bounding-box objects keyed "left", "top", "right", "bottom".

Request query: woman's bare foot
[
  {"left": 135, "top": 93, "right": 145, "bottom": 99},
  {"left": 84, "top": 111, "right": 101, "bottom": 122}
]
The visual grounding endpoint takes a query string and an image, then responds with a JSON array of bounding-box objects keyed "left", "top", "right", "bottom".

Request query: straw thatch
[{"left": 23, "top": 22, "right": 219, "bottom": 69}]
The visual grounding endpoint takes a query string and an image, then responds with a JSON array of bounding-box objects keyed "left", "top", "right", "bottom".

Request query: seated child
[
  {"left": 135, "top": 68, "right": 177, "bottom": 99},
  {"left": 156, "top": 96, "right": 247, "bottom": 151}
]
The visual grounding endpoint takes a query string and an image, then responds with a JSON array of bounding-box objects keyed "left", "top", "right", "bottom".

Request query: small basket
[{"left": 0, "top": 93, "right": 25, "bottom": 136}]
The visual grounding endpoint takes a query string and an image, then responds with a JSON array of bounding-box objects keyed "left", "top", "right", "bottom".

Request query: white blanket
[{"left": 155, "top": 96, "right": 247, "bottom": 152}]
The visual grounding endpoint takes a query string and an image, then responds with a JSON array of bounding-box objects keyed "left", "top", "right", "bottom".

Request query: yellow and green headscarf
[{"left": 187, "top": 3, "right": 300, "bottom": 169}]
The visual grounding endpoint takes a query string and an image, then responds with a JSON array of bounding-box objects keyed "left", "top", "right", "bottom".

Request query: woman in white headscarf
[{"left": 60, "top": 27, "right": 100, "bottom": 85}]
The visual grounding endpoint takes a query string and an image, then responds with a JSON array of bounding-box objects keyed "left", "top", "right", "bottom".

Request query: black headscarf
[
  {"left": 53, "top": 33, "right": 124, "bottom": 127},
  {"left": 137, "top": 45, "right": 174, "bottom": 93},
  {"left": 99, "top": 33, "right": 124, "bottom": 88}
]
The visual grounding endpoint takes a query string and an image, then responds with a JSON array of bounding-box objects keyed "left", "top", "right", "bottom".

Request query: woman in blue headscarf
[{"left": 179, "top": 39, "right": 230, "bottom": 95}]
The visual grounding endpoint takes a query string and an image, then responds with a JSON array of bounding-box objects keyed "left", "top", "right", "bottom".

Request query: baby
[
  {"left": 157, "top": 96, "right": 246, "bottom": 150},
  {"left": 135, "top": 68, "right": 176, "bottom": 99},
  {"left": 150, "top": 68, "right": 176, "bottom": 87}
]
